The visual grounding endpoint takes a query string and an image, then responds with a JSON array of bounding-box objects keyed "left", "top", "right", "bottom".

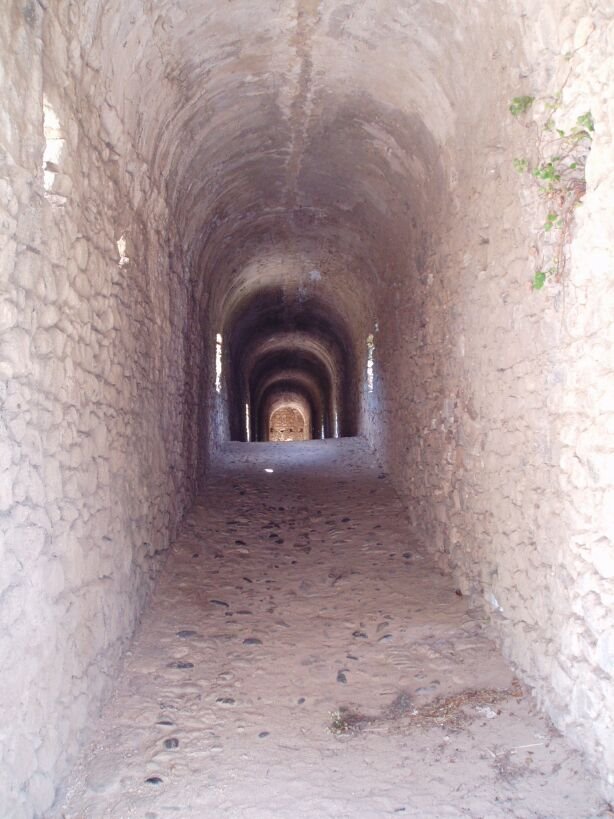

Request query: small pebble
[
  {"left": 243, "top": 637, "right": 263, "bottom": 645},
  {"left": 216, "top": 697, "right": 236, "bottom": 706},
  {"left": 352, "top": 630, "right": 368, "bottom": 639},
  {"left": 167, "top": 661, "right": 194, "bottom": 669},
  {"left": 258, "top": 731, "right": 270, "bottom": 738},
  {"left": 337, "top": 671, "right": 348, "bottom": 684},
  {"left": 164, "top": 737, "right": 179, "bottom": 749},
  {"left": 210, "top": 599, "right": 229, "bottom": 607},
  {"left": 145, "top": 776, "right": 163, "bottom": 785},
  {"left": 156, "top": 719, "right": 174, "bottom": 726},
  {"left": 177, "top": 630, "right": 198, "bottom": 638},
  {"left": 298, "top": 697, "right": 305, "bottom": 704}
]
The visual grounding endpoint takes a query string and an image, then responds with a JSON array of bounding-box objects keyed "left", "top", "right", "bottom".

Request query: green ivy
[
  {"left": 509, "top": 96, "right": 535, "bottom": 117},
  {"left": 511, "top": 99, "right": 594, "bottom": 289}
]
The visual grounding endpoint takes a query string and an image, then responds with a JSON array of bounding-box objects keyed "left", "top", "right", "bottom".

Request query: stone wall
[
  {"left": 0, "top": 4, "right": 203, "bottom": 815},
  {"left": 372, "top": 1, "right": 614, "bottom": 798}
]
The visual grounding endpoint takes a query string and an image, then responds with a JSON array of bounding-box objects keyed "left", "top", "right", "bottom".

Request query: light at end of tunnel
[
  {"left": 264, "top": 468, "right": 274, "bottom": 473},
  {"left": 245, "top": 403, "right": 251, "bottom": 442}
]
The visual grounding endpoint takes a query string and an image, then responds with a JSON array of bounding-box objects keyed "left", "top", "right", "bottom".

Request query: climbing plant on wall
[{"left": 510, "top": 94, "right": 594, "bottom": 290}]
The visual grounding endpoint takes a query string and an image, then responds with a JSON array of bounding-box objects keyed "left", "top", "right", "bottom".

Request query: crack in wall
[{"left": 285, "top": 0, "right": 320, "bottom": 210}]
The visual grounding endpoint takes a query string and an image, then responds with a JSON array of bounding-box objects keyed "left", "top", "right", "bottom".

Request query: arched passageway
[
  {"left": 223, "top": 289, "right": 354, "bottom": 441},
  {"left": 258, "top": 376, "right": 324, "bottom": 440},
  {"left": 267, "top": 398, "right": 310, "bottom": 441},
  {"left": 1, "top": 1, "right": 612, "bottom": 815}
]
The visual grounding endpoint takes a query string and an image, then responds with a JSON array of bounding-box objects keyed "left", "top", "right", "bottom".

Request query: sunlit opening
[
  {"left": 264, "top": 468, "right": 274, "bottom": 473},
  {"left": 367, "top": 333, "right": 375, "bottom": 393},
  {"left": 215, "top": 333, "right": 223, "bottom": 394},
  {"left": 116, "top": 234, "right": 130, "bottom": 267},
  {"left": 43, "top": 97, "right": 65, "bottom": 195},
  {"left": 245, "top": 403, "right": 251, "bottom": 442}
]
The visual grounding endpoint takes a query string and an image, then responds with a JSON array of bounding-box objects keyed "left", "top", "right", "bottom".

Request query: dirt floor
[{"left": 55, "top": 439, "right": 609, "bottom": 818}]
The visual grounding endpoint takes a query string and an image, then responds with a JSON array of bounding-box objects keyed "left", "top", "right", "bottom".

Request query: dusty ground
[{"left": 56, "top": 440, "right": 608, "bottom": 818}]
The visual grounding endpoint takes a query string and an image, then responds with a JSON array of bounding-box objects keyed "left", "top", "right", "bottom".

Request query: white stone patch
[{"left": 116, "top": 234, "right": 130, "bottom": 267}]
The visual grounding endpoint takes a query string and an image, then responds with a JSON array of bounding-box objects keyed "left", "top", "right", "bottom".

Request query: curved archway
[
  {"left": 264, "top": 391, "right": 312, "bottom": 442},
  {"left": 221, "top": 287, "right": 358, "bottom": 441},
  {"left": 255, "top": 372, "right": 325, "bottom": 442}
]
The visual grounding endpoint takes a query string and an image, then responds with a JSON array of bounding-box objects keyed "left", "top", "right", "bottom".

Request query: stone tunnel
[{"left": 1, "top": 1, "right": 613, "bottom": 816}]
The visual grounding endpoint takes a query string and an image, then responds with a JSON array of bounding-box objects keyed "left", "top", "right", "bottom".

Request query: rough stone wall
[
  {"left": 0, "top": 4, "right": 203, "bottom": 815},
  {"left": 373, "top": 1, "right": 614, "bottom": 798},
  {"left": 542, "top": 2, "right": 614, "bottom": 791}
]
